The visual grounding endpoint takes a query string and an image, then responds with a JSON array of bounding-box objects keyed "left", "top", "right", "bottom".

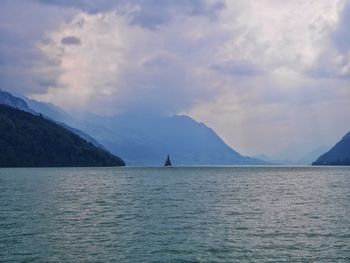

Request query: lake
[{"left": 0, "top": 166, "right": 350, "bottom": 262}]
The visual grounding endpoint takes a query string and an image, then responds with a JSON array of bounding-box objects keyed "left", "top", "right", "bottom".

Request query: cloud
[
  {"left": 190, "top": 73, "right": 350, "bottom": 156},
  {"left": 33, "top": 10, "right": 225, "bottom": 114},
  {"left": 187, "top": 0, "right": 350, "bottom": 156},
  {"left": 1, "top": 0, "right": 350, "bottom": 157},
  {"left": 210, "top": 60, "right": 262, "bottom": 77},
  {"left": 34, "top": 0, "right": 120, "bottom": 13},
  {"left": 61, "top": 36, "right": 81, "bottom": 45},
  {"left": 332, "top": 1, "right": 350, "bottom": 53},
  {"left": 0, "top": 0, "right": 74, "bottom": 95},
  {"left": 305, "top": 1, "right": 350, "bottom": 79},
  {"left": 34, "top": 0, "right": 225, "bottom": 29}
]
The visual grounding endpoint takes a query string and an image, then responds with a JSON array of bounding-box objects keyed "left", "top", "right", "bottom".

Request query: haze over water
[{"left": 1, "top": 166, "right": 349, "bottom": 262}]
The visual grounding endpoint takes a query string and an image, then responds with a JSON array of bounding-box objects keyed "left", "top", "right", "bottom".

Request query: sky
[{"left": 1, "top": 0, "right": 350, "bottom": 158}]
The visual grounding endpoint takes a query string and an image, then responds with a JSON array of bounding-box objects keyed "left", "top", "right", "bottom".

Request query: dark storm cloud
[
  {"left": 331, "top": 2, "right": 350, "bottom": 53},
  {"left": 34, "top": 0, "right": 225, "bottom": 29},
  {"left": 34, "top": 0, "right": 117, "bottom": 13},
  {"left": 0, "top": 0, "right": 74, "bottom": 95},
  {"left": 61, "top": 36, "right": 81, "bottom": 45},
  {"left": 0, "top": 0, "right": 224, "bottom": 104},
  {"left": 210, "top": 60, "right": 263, "bottom": 77},
  {"left": 127, "top": 0, "right": 225, "bottom": 29}
]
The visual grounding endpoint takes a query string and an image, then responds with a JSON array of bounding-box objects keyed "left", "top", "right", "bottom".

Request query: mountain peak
[
  {"left": 0, "top": 104, "right": 124, "bottom": 167},
  {"left": 312, "top": 131, "right": 350, "bottom": 165},
  {"left": 0, "top": 89, "right": 30, "bottom": 112},
  {"left": 1, "top": 89, "right": 266, "bottom": 166}
]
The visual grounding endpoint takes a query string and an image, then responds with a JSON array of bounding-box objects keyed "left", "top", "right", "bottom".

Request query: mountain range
[
  {"left": 79, "top": 113, "right": 266, "bottom": 165},
  {"left": 1, "top": 89, "right": 266, "bottom": 166},
  {"left": 2, "top": 89, "right": 349, "bottom": 166},
  {"left": 1, "top": 90, "right": 102, "bottom": 147},
  {"left": 0, "top": 104, "right": 124, "bottom": 167},
  {"left": 312, "top": 132, "right": 350, "bottom": 165},
  {"left": 255, "top": 146, "right": 331, "bottom": 165}
]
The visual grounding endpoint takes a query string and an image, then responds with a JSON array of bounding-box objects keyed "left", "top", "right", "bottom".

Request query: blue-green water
[{"left": 0, "top": 166, "right": 350, "bottom": 262}]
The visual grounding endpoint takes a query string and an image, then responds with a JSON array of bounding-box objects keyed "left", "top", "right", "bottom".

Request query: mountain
[
  {"left": 297, "top": 146, "right": 330, "bottom": 165},
  {"left": 2, "top": 90, "right": 266, "bottom": 165},
  {"left": 253, "top": 154, "right": 292, "bottom": 165},
  {"left": 0, "top": 104, "right": 124, "bottom": 167},
  {"left": 76, "top": 113, "right": 266, "bottom": 165},
  {"left": 0, "top": 90, "right": 102, "bottom": 148},
  {"left": 0, "top": 89, "right": 32, "bottom": 112},
  {"left": 23, "top": 96, "right": 74, "bottom": 123},
  {"left": 312, "top": 132, "right": 350, "bottom": 165}
]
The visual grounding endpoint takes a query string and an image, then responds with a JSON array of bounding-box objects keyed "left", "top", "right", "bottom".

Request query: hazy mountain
[
  {"left": 0, "top": 89, "right": 33, "bottom": 112},
  {"left": 253, "top": 154, "right": 292, "bottom": 165},
  {"left": 312, "top": 132, "right": 350, "bottom": 165},
  {"left": 297, "top": 146, "right": 330, "bottom": 165},
  {"left": 77, "top": 113, "right": 267, "bottom": 165},
  {"left": 2, "top": 90, "right": 266, "bottom": 165},
  {"left": 0, "top": 104, "right": 124, "bottom": 167},
  {"left": 0, "top": 90, "right": 102, "bottom": 147},
  {"left": 268, "top": 143, "right": 333, "bottom": 165},
  {"left": 23, "top": 96, "right": 74, "bottom": 123}
]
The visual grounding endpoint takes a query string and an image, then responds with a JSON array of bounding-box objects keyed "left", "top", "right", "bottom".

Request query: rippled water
[{"left": 0, "top": 166, "right": 350, "bottom": 262}]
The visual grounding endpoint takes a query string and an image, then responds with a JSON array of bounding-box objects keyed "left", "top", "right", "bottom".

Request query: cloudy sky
[{"left": 1, "top": 0, "right": 350, "bottom": 158}]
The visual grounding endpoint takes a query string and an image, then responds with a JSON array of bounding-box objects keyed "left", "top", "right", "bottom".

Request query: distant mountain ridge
[
  {"left": 85, "top": 113, "right": 266, "bottom": 165},
  {"left": 0, "top": 90, "right": 102, "bottom": 148},
  {"left": 0, "top": 89, "right": 32, "bottom": 112},
  {"left": 312, "top": 132, "right": 350, "bottom": 165},
  {"left": 297, "top": 146, "right": 330, "bottom": 165},
  {"left": 61, "top": 112, "right": 267, "bottom": 165},
  {"left": 1, "top": 89, "right": 266, "bottom": 166},
  {"left": 0, "top": 104, "right": 124, "bottom": 167},
  {"left": 253, "top": 154, "right": 292, "bottom": 165}
]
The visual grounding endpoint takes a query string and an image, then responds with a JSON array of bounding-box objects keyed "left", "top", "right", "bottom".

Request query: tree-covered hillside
[
  {"left": 0, "top": 105, "right": 124, "bottom": 167},
  {"left": 312, "top": 132, "right": 350, "bottom": 165}
]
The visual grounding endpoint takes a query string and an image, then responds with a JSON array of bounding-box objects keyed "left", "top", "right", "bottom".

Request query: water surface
[{"left": 1, "top": 166, "right": 349, "bottom": 262}]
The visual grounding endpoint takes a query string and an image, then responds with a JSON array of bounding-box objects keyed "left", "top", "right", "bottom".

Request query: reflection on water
[{"left": 0, "top": 166, "right": 350, "bottom": 262}]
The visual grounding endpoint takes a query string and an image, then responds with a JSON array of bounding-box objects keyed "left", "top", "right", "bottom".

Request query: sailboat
[{"left": 164, "top": 154, "right": 172, "bottom": 167}]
